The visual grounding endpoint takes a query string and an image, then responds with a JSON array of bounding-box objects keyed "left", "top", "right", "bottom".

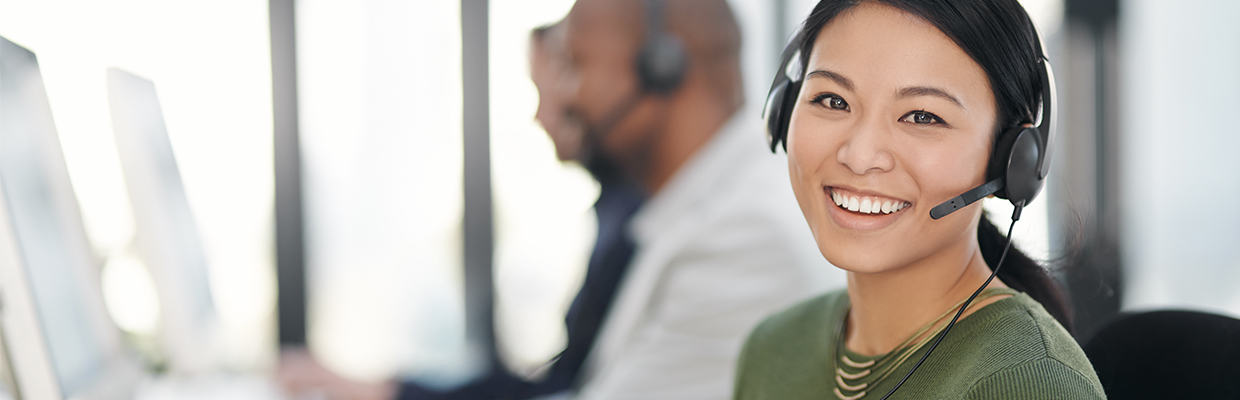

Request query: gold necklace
[{"left": 831, "top": 288, "right": 1016, "bottom": 400}]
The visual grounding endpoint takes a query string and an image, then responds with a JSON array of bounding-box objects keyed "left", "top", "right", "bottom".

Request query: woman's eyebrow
[
  {"left": 806, "top": 69, "right": 855, "bottom": 92},
  {"left": 897, "top": 86, "right": 964, "bottom": 109}
]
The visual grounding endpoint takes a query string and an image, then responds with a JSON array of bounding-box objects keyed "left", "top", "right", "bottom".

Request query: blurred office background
[
  {"left": 0, "top": 0, "right": 276, "bottom": 371},
  {"left": 0, "top": 0, "right": 1236, "bottom": 385}
]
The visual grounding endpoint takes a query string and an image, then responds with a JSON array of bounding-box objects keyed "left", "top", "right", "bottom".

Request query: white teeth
[{"left": 832, "top": 189, "right": 907, "bottom": 215}]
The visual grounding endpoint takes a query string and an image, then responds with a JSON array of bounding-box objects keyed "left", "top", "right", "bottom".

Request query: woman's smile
[{"left": 824, "top": 186, "right": 912, "bottom": 231}]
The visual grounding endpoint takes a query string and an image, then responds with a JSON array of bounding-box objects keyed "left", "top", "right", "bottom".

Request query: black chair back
[{"left": 1082, "top": 310, "right": 1240, "bottom": 399}]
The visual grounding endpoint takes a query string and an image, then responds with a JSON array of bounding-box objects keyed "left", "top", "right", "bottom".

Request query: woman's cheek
[
  {"left": 786, "top": 133, "right": 814, "bottom": 210},
  {"left": 787, "top": 114, "right": 836, "bottom": 176},
  {"left": 905, "top": 141, "right": 986, "bottom": 201},
  {"left": 786, "top": 122, "right": 832, "bottom": 230}
]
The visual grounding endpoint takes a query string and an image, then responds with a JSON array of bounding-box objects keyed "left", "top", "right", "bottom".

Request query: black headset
[
  {"left": 762, "top": 27, "right": 1057, "bottom": 219},
  {"left": 637, "top": 0, "right": 688, "bottom": 95}
]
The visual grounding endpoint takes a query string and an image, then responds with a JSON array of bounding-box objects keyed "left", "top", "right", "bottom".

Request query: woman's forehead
[{"left": 805, "top": 2, "right": 992, "bottom": 105}]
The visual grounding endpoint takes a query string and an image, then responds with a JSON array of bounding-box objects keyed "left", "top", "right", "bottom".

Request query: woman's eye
[
  {"left": 812, "top": 94, "right": 849, "bottom": 111},
  {"left": 900, "top": 110, "right": 944, "bottom": 125}
]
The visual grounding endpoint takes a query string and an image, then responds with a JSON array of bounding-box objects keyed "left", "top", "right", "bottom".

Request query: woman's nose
[{"left": 836, "top": 118, "right": 895, "bottom": 175}]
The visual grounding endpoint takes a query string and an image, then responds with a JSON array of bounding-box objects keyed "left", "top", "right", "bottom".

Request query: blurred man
[
  {"left": 530, "top": 22, "right": 584, "bottom": 162},
  {"left": 551, "top": 0, "right": 840, "bottom": 398},
  {"left": 280, "top": 0, "right": 841, "bottom": 399}
]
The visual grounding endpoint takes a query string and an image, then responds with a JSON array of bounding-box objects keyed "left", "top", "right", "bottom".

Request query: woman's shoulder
[
  {"left": 747, "top": 288, "right": 848, "bottom": 344},
  {"left": 951, "top": 293, "right": 1107, "bottom": 399},
  {"left": 960, "top": 294, "right": 1093, "bottom": 370},
  {"left": 737, "top": 288, "right": 847, "bottom": 371},
  {"left": 735, "top": 288, "right": 847, "bottom": 400}
]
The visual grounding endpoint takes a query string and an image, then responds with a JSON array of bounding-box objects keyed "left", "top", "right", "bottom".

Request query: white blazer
[{"left": 573, "top": 114, "right": 846, "bottom": 400}]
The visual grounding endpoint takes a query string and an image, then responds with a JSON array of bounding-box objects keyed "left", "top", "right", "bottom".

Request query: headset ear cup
[
  {"left": 764, "top": 81, "right": 789, "bottom": 152},
  {"left": 988, "top": 127, "right": 1043, "bottom": 204},
  {"left": 763, "top": 79, "right": 800, "bottom": 153},
  {"left": 779, "top": 80, "right": 801, "bottom": 152},
  {"left": 987, "top": 127, "right": 1021, "bottom": 199},
  {"left": 637, "top": 35, "right": 687, "bottom": 94}
]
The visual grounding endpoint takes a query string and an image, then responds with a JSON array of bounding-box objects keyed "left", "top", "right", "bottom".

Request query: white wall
[
  {"left": 1118, "top": 0, "right": 1240, "bottom": 317},
  {"left": 297, "top": 0, "right": 476, "bottom": 383}
]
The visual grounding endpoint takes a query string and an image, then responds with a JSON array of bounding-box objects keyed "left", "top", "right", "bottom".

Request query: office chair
[{"left": 1082, "top": 310, "right": 1240, "bottom": 399}]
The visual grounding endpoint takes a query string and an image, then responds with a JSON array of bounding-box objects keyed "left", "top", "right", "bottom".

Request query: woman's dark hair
[{"left": 795, "top": 0, "right": 1073, "bottom": 332}]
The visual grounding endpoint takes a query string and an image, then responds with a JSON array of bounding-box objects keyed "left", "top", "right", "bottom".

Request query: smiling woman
[
  {"left": 789, "top": 3, "right": 998, "bottom": 277},
  {"left": 735, "top": 1, "right": 1104, "bottom": 399}
]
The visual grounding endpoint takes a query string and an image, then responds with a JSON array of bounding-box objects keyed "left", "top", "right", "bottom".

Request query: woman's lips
[
  {"left": 829, "top": 187, "right": 911, "bottom": 215},
  {"left": 823, "top": 186, "right": 912, "bottom": 231}
]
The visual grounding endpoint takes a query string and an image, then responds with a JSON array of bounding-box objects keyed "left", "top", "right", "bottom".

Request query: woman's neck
[{"left": 843, "top": 239, "right": 1009, "bottom": 356}]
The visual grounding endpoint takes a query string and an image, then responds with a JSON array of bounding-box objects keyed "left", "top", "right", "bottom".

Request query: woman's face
[{"left": 788, "top": 3, "right": 997, "bottom": 274}]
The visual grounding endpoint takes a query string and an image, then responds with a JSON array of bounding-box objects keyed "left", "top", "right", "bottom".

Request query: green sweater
[{"left": 734, "top": 289, "right": 1106, "bottom": 399}]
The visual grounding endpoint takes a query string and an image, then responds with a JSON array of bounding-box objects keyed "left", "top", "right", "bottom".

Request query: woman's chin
[{"left": 819, "top": 245, "right": 909, "bottom": 276}]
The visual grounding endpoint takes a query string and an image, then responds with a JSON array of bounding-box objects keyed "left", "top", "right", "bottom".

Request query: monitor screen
[
  {"left": 0, "top": 352, "right": 13, "bottom": 400},
  {"left": 0, "top": 37, "right": 107, "bottom": 395},
  {"left": 108, "top": 69, "right": 215, "bottom": 324}
]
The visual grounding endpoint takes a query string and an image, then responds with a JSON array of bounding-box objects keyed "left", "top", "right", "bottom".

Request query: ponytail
[{"left": 978, "top": 216, "right": 1074, "bottom": 333}]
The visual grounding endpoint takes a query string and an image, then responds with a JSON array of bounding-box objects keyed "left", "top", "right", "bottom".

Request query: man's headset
[
  {"left": 575, "top": 0, "right": 687, "bottom": 144},
  {"left": 762, "top": 29, "right": 1057, "bottom": 219},
  {"left": 637, "top": 0, "right": 688, "bottom": 95}
]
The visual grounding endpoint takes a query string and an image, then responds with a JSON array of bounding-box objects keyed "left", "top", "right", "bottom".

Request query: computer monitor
[
  {"left": 107, "top": 68, "right": 221, "bottom": 374},
  {"left": 0, "top": 35, "right": 142, "bottom": 399},
  {"left": 0, "top": 329, "right": 16, "bottom": 400}
]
